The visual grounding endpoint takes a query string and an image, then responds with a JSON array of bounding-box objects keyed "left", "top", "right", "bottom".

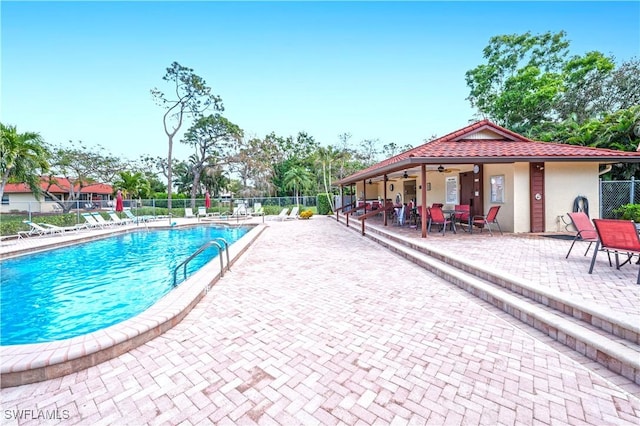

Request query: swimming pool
[{"left": 1, "top": 225, "right": 249, "bottom": 346}]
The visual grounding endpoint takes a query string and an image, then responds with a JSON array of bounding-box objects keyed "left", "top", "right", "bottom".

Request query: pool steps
[{"left": 337, "top": 219, "right": 640, "bottom": 385}]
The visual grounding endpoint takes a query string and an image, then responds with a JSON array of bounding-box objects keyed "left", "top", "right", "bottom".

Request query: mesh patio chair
[
  {"left": 565, "top": 212, "right": 599, "bottom": 258},
  {"left": 471, "top": 205, "right": 502, "bottom": 235},
  {"left": 589, "top": 219, "right": 640, "bottom": 284},
  {"left": 428, "top": 206, "right": 453, "bottom": 235}
]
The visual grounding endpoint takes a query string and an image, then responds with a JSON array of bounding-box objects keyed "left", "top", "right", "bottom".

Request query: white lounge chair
[
  {"left": 197, "top": 206, "right": 208, "bottom": 218},
  {"left": 273, "top": 208, "right": 289, "bottom": 221},
  {"left": 20, "top": 220, "right": 65, "bottom": 237},
  {"left": 123, "top": 208, "right": 150, "bottom": 223},
  {"left": 185, "top": 208, "right": 196, "bottom": 218},
  {"left": 284, "top": 206, "right": 299, "bottom": 220},
  {"left": 108, "top": 211, "right": 132, "bottom": 225},
  {"left": 81, "top": 212, "right": 104, "bottom": 228},
  {"left": 253, "top": 203, "right": 264, "bottom": 216},
  {"left": 39, "top": 222, "right": 87, "bottom": 233},
  {"left": 92, "top": 212, "right": 115, "bottom": 227}
]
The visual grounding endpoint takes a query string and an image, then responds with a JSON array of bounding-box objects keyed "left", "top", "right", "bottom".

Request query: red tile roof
[
  {"left": 3, "top": 177, "right": 113, "bottom": 195},
  {"left": 336, "top": 120, "right": 640, "bottom": 185}
]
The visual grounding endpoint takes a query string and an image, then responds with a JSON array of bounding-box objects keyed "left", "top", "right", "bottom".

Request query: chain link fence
[{"left": 600, "top": 178, "right": 639, "bottom": 218}]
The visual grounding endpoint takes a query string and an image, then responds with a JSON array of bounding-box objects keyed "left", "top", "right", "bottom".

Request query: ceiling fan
[
  {"left": 402, "top": 171, "right": 418, "bottom": 179},
  {"left": 427, "top": 165, "right": 461, "bottom": 174}
]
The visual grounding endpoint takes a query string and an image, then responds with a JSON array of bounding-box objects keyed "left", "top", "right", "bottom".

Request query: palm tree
[
  {"left": 315, "top": 145, "right": 347, "bottom": 212},
  {"left": 283, "top": 165, "right": 314, "bottom": 209},
  {"left": 0, "top": 123, "right": 49, "bottom": 200},
  {"left": 113, "top": 171, "right": 151, "bottom": 205}
]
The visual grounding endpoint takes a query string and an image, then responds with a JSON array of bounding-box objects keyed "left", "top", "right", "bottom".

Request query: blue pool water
[{"left": 0, "top": 225, "right": 249, "bottom": 345}]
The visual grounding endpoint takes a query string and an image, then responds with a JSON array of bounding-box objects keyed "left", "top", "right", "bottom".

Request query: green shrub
[
  {"left": 317, "top": 193, "right": 332, "bottom": 215},
  {"left": 613, "top": 204, "right": 640, "bottom": 222},
  {"left": 263, "top": 205, "right": 284, "bottom": 216}
]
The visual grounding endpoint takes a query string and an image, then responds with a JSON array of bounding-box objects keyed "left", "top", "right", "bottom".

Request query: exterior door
[
  {"left": 459, "top": 167, "right": 483, "bottom": 217},
  {"left": 530, "top": 162, "right": 545, "bottom": 232}
]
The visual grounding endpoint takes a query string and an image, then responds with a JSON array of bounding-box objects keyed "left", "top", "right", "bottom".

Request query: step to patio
[{"left": 338, "top": 221, "right": 640, "bottom": 385}]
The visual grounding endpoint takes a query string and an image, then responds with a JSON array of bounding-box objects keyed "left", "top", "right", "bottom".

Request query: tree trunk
[
  {"left": 166, "top": 135, "right": 173, "bottom": 210},
  {"left": 190, "top": 169, "right": 202, "bottom": 209}
]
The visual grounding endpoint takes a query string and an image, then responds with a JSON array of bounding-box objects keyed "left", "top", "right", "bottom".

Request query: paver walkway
[{"left": 1, "top": 218, "right": 639, "bottom": 425}]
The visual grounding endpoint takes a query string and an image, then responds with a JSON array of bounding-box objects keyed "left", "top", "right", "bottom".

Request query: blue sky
[{"left": 2, "top": 1, "right": 639, "bottom": 162}]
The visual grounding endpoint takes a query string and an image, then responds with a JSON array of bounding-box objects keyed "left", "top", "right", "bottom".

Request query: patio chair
[
  {"left": 589, "top": 219, "right": 640, "bottom": 284},
  {"left": 471, "top": 205, "right": 502, "bottom": 235},
  {"left": 197, "top": 206, "right": 207, "bottom": 218},
  {"left": 274, "top": 208, "right": 289, "bottom": 221},
  {"left": 427, "top": 206, "right": 453, "bottom": 235},
  {"left": 284, "top": 206, "right": 299, "bottom": 220},
  {"left": 565, "top": 212, "right": 598, "bottom": 258},
  {"left": 39, "top": 222, "right": 88, "bottom": 233},
  {"left": 123, "top": 208, "right": 149, "bottom": 223},
  {"left": 253, "top": 203, "right": 264, "bottom": 216},
  {"left": 107, "top": 211, "right": 132, "bottom": 225},
  {"left": 20, "top": 220, "right": 65, "bottom": 237},
  {"left": 81, "top": 212, "right": 104, "bottom": 228},
  {"left": 453, "top": 204, "right": 471, "bottom": 231},
  {"left": 91, "top": 212, "right": 115, "bottom": 227},
  {"left": 184, "top": 208, "right": 196, "bottom": 218}
]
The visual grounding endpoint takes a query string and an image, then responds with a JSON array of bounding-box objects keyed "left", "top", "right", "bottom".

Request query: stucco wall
[
  {"left": 1, "top": 193, "right": 42, "bottom": 213},
  {"left": 512, "top": 163, "right": 531, "bottom": 233},
  {"left": 482, "top": 163, "right": 517, "bottom": 233},
  {"left": 545, "top": 162, "right": 600, "bottom": 231}
]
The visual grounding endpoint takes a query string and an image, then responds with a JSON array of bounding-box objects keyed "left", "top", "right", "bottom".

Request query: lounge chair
[
  {"left": 565, "top": 212, "right": 598, "bottom": 258},
  {"left": 184, "top": 208, "right": 196, "bottom": 218},
  {"left": 230, "top": 204, "right": 250, "bottom": 217},
  {"left": 91, "top": 212, "right": 114, "bottom": 227},
  {"left": 273, "top": 208, "right": 289, "bottom": 221},
  {"left": 284, "top": 206, "right": 299, "bottom": 220},
  {"left": 39, "top": 222, "right": 88, "bottom": 233},
  {"left": 197, "top": 206, "right": 207, "bottom": 218},
  {"left": 108, "top": 211, "right": 132, "bottom": 225},
  {"left": 253, "top": 203, "right": 264, "bottom": 216},
  {"left": 20, "top": 220, "right": 65, "bottom": 237},
  {"left": 589, "top": 219, "right": 640, "bottom": 284},
  {"left": 123, "top": 208, "right": 149, "bottom": 223},
  {"left": 81, "top": 212, "right": 104, "bottom": 228}
]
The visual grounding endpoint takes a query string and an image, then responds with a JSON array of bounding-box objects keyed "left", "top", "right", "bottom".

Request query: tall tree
[
  {"left": 0, "top": 123, "right": 49, "bottom": 201},
  {"left": 45, "top": 142, "right": 124, "bottom": 212},
  {"left": 151, "top": 62, "right": 222, "bottom": 209},
  {"left": 465, "top": 31, "right": 571, "bottom": 131},
  {"left": 465, "top": 31, "right": 639, "bottom": 133},
  {"left": 182, "top": 114, "right": 243, "bottom": 208}
]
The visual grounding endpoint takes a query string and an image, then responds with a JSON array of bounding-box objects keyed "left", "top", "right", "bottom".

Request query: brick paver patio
[{"left": 1, "top": 217, "right": 639, "bottom": 424}]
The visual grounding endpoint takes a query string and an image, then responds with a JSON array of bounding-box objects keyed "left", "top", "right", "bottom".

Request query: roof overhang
[{"left": 334, "top": 156, "right": 638, "bottom": 186}]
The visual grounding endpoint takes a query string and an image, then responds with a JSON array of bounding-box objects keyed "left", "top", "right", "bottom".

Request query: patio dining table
[{"left": 441, "top": 209, "right": 473, "bottom": 233}]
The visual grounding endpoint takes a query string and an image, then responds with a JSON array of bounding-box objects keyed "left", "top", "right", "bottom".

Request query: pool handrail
[
  {"left": 213, "top": 237, "right": 230, "bottom": 271},
  {"left": 173, "top": 238, "right": 230, "bottom": 286}
]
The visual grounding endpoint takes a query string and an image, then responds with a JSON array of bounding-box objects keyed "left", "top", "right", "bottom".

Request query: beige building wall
[
  {"left": 512, "top": 163, "right": 531, "bottom": 233},
  {"left": 545, "top": 162, "right": 600, "bottom": 231},
  {"left": 482, "top": 163, "right": 518, "bottom": 233},
  {"left": 1, "top": 193, "right": 42, "bottom": 213}
]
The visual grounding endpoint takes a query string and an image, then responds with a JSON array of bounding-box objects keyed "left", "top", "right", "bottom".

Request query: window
[
  {"left": 490, "top": 175, "right": 505, "bottom": 203},
  {"left": 1, "top": 194, "right": 8, "bottom": 205}
]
